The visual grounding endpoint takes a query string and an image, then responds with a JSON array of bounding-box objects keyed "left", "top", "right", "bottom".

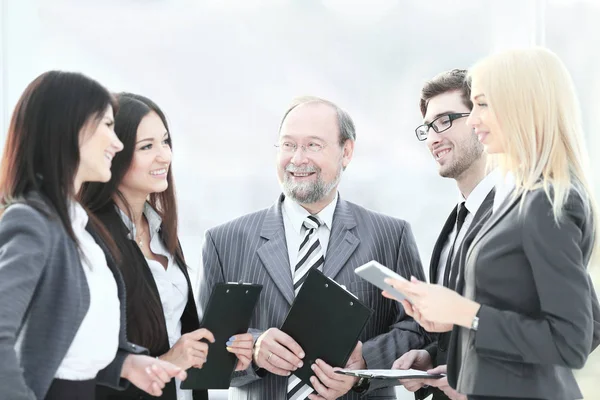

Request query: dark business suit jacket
[
  {"left": 416, "top": 190, "right": 494, "bottom": 400},
  {"left": 0, "top": 191, "right": 147, "bottom": 400},
  {"left": 447, "top": 187, "right": 600, "bottom": 399},
  {"left": 199, "top": 194, "right": 427, "bottom": 400},
  {"left": 94, "top": 205, "right": 207, "bottom": 400}
]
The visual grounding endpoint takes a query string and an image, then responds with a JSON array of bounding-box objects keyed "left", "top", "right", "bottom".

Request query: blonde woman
[{"left": 385, "top": 48, "right": 600, "bottom": 400}]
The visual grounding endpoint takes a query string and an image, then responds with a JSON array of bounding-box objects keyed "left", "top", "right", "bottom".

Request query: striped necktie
[{"left": 288, "top": 215, "right": 324, "bottom": 400}]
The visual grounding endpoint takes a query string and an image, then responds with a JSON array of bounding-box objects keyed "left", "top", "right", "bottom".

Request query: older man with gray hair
[{"left": 198, "top": 96, "right": 427, "bottom": 400}]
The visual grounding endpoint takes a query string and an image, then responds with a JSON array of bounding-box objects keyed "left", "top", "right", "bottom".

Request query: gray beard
[{"left": 282, "top": 164, "right": 342, "bottom": 204}]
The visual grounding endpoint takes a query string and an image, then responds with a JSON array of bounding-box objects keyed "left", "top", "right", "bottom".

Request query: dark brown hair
[
  {"left": 79, "top": 92, "right": 181, "bottom": 353},
  {"left": 0, "top": 70, "right": 118, "bottom": 253},
  {"left": 419, "top": 69, "right": 472, "bottom": 117}
]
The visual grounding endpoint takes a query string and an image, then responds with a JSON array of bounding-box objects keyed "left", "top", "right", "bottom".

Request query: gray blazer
[
  {"left": 0, "top": 192, "right": 147, "bottom": 400},
  {"left": 199, "top": 195, "right": 427, "bottom": 400},
  {"left": 447, "top": 187, "right": 600, "bottom": 399}
]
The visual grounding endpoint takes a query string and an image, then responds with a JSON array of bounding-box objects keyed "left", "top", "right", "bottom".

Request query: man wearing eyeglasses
[
  {"left": 198, "top": 96, "right": 427, "bottom": 400},
  {"left": 391, "top": 69, "right": 496, "bottom": 400}
]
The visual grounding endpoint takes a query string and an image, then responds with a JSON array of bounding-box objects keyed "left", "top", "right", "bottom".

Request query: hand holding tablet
[{"left": 354, "top": 261, "right": 412, "bottom": 303}]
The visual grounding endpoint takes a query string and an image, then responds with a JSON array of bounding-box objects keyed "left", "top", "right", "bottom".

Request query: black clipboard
[
  {"left": 181, "top": 282, "right": 262, "bottom": 390},
  {"left": 280, "top": 269, "right": 373, "bottom": 389}
]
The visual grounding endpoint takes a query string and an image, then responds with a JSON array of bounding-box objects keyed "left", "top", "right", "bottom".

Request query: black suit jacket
[
  {"left": 416, "top": 190, "right": 494, "bottom": 400},
  {"left": 446, "top": 187, "right": 600, "bottom": 399},
  {"left": 94, "top": 206, "right": 207, "bottom": 400}
]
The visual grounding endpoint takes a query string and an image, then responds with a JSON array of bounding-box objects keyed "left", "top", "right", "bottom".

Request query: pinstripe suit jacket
[{"left": 198, "top": 194, "right": 427, "bottom": 400}]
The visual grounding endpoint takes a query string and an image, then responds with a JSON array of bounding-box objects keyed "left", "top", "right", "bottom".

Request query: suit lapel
[
  {"left": 322, "top": 198, "right": 359, "bottom": 280},
  {"left": 466, "top": 188, "right": 519, "bottom": 265},
  {"left": 429, "top": 207, "right": 458, "bottom": 283},
  {"left": 257, "top": 195, "right": 295, "bottom": 306},
  {"left": 454, "top": 190, "right": 495, "bottom": 294}
]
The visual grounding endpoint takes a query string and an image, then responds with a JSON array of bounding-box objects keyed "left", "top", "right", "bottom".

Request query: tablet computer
[{"left": 354, "top": 260, "right": 411, "bottom": 303}]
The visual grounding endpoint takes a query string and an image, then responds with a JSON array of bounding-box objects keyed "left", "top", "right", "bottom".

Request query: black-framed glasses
[{"left": 414, "top": 112, "right": 470, "bottom": 141}]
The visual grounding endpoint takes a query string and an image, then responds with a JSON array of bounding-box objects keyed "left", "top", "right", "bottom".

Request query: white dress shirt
[
  {"left": 493, "top": 171, "right": 516, "bottom": 214},
  {"left": 282, "top": 193, "right": 338, "bottom": 273},
  {"left": 119, "top": 203, "right": 191, "bottom": 400},
  {"left": 436, "top": 171, "right": 498, "bottom": 284},
  {"left": 55, "top": 202, "right": 120, "bottom": 380}
]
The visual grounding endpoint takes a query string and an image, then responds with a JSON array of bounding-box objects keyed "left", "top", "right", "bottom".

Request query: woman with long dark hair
[
  {"left": 81, "top": 93, "right": 253, "bottom": 400},
  {"left": 0, "top": 71, "right": 186, "bottom": 400}
]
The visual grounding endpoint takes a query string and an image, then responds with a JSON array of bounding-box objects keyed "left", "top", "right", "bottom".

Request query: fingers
[
  {"left": 384, "top": 277, "right": 422, "bottom": 299},
  {"left": 228, "top": 333, "right": 254, "bottom": 343},
  {"left": 188, "top": 328, "right": 216, "bottom": 343},
  {"left": 400, "top": 300, "right": 415, "bottom": 318},
  {"left": 149, "top": 381, "right": 163, "bottom": 397},
  {"left": 226, "top": 337, "right": 254, "bottom": 351},
  {"left": 189, "top": 340, "right": 210, "bottom": 355},
  {"left": 268, "top": 344, "right": 303, "bottom": 371},
  {"left": 426, "top": 377, "right": 449, "bottom": 389},
  {"left": 311, "top": 360, "right": 348, "bottom": 392},
  {"left": 233, "top": 354, "right": 252, "bottom": 371},
  {"left": 261, "top": 352, "right": 293, "bottom": 376},
  {"left": 310, "top": 374, "right": 335, "bottom": 400},
  {"left": 392, "top": 350, "right": 417, "bottom": 370},
  {"left": 273, "top": 329, "right": 305, "bottom": 359},
  {"left": 150, "top": 363, "right": 171, "bottom": 383},
  {"left": 427, "top": 365, "right": 447, "bottom": 375},
  {"left": 401, "top": 379, "right": 425, "bottom": 392}
]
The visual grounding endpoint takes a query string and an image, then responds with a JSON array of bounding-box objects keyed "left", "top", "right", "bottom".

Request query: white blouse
[
  {"left": 55, "top": 202, "right": 120, "bottom": 380},
  {"left": 119, "top": 203, "right": 191, "bottom": 400}
]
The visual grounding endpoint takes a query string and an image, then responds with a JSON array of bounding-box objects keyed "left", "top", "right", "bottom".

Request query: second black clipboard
[
  {"left": 181, "top": 282, "right": 262, "bottom": 390},
  {"left": 280, "top": 268, "right": 373, "bottom": 389}
]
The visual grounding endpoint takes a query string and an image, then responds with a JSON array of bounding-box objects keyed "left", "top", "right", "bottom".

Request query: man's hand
[
  {"left": 253, "top": 328, "right": 305, "bottom": 376},
  {"left": 392, "top": 349, "right": 433, "bottom": 392},
  {"left": 122, "top": 354, "right": 187, "bottom": 397},
  {"left": 426, "top": 365, "right": 466, "bottom": 400},
  {"left": 159, "top": 328, "right": 215, "bottom": 370},
  {"left": 308, "top": 341, "right": 364, "bottom": 400}
]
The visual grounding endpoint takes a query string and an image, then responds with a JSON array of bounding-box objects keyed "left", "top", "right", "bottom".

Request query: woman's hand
[
  {"left": 122, "top": 354, "right": 187, "bottom": 397},
  {"left": 226, "top": 333, "right": 255, "bottom": 371},
  {"left": 382, "top": 277, "right": 480, "bottom": 328},
  {"left": 159, "top": 328, "right": 215, "bottom": 370}
]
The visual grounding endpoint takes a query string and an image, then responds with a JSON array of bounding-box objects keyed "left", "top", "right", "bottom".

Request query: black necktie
[{"left": 443, "top": 203, "right": 468, "bottom": 289}]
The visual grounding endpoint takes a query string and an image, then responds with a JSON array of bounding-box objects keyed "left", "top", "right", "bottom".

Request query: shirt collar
[
  {"left": 282, "top": 192, "right": 338, "bottom": 235},
  {"left": 69, "top": 201, "right": 89, "bottom": 231},
  {"left": 461, "top": 169, "right": 499, "bottom": 215},
  {"left": 117, "top": 202, "right": 163, "bottom": 240}
]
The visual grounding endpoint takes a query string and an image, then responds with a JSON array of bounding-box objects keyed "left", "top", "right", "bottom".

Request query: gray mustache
[{"left": 285, "top": 165, "right": 318, "bottom": 173}]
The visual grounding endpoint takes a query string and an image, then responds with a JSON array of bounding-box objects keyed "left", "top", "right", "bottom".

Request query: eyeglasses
[
  {"left": 274, "top": 141, "right": 328, "bottom": 154},
  {"left": 414, "top": 112, "right": 470, "bottom": 141}
]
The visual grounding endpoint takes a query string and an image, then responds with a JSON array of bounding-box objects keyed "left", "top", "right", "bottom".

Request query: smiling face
[
  {"left": 424, "top": 90, "right": 484, "bottom": 179},
  {"left": 466, "top": 81, "right": 504, "bottom": 154},
  {"left": 276, "top": 102, "right": 353, "bottom": 208},
  {"left": 118, "top": 111, "right": 172, "bottom": 199},
  {"left": 76, "top": 106, "right": 124, "bottom": 190}
]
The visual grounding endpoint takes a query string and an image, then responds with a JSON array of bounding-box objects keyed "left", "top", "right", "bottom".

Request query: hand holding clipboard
[
  {"left": 279, "top": 269, "right": 373, "bottom": 389},
  {"left": 181, "top": 282, "right": 262, "bottom": 390}
]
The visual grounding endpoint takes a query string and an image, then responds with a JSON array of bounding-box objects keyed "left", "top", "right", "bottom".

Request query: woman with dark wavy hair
[
  {"left": 81, "top": 93, "right": 253, "bottom": 400},
  {"left": 0, "top": 71, "right": 186, "bottom": 400}
]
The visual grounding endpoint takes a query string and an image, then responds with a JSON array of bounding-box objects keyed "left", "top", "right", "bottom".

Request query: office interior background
[{"left": 1, "top": 0, "right": 599, "bottom": 398}]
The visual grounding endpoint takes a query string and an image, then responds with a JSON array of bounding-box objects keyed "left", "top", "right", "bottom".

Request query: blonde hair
[{"left": 469, "top": 47, "right": 599, "bottom": 263}]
